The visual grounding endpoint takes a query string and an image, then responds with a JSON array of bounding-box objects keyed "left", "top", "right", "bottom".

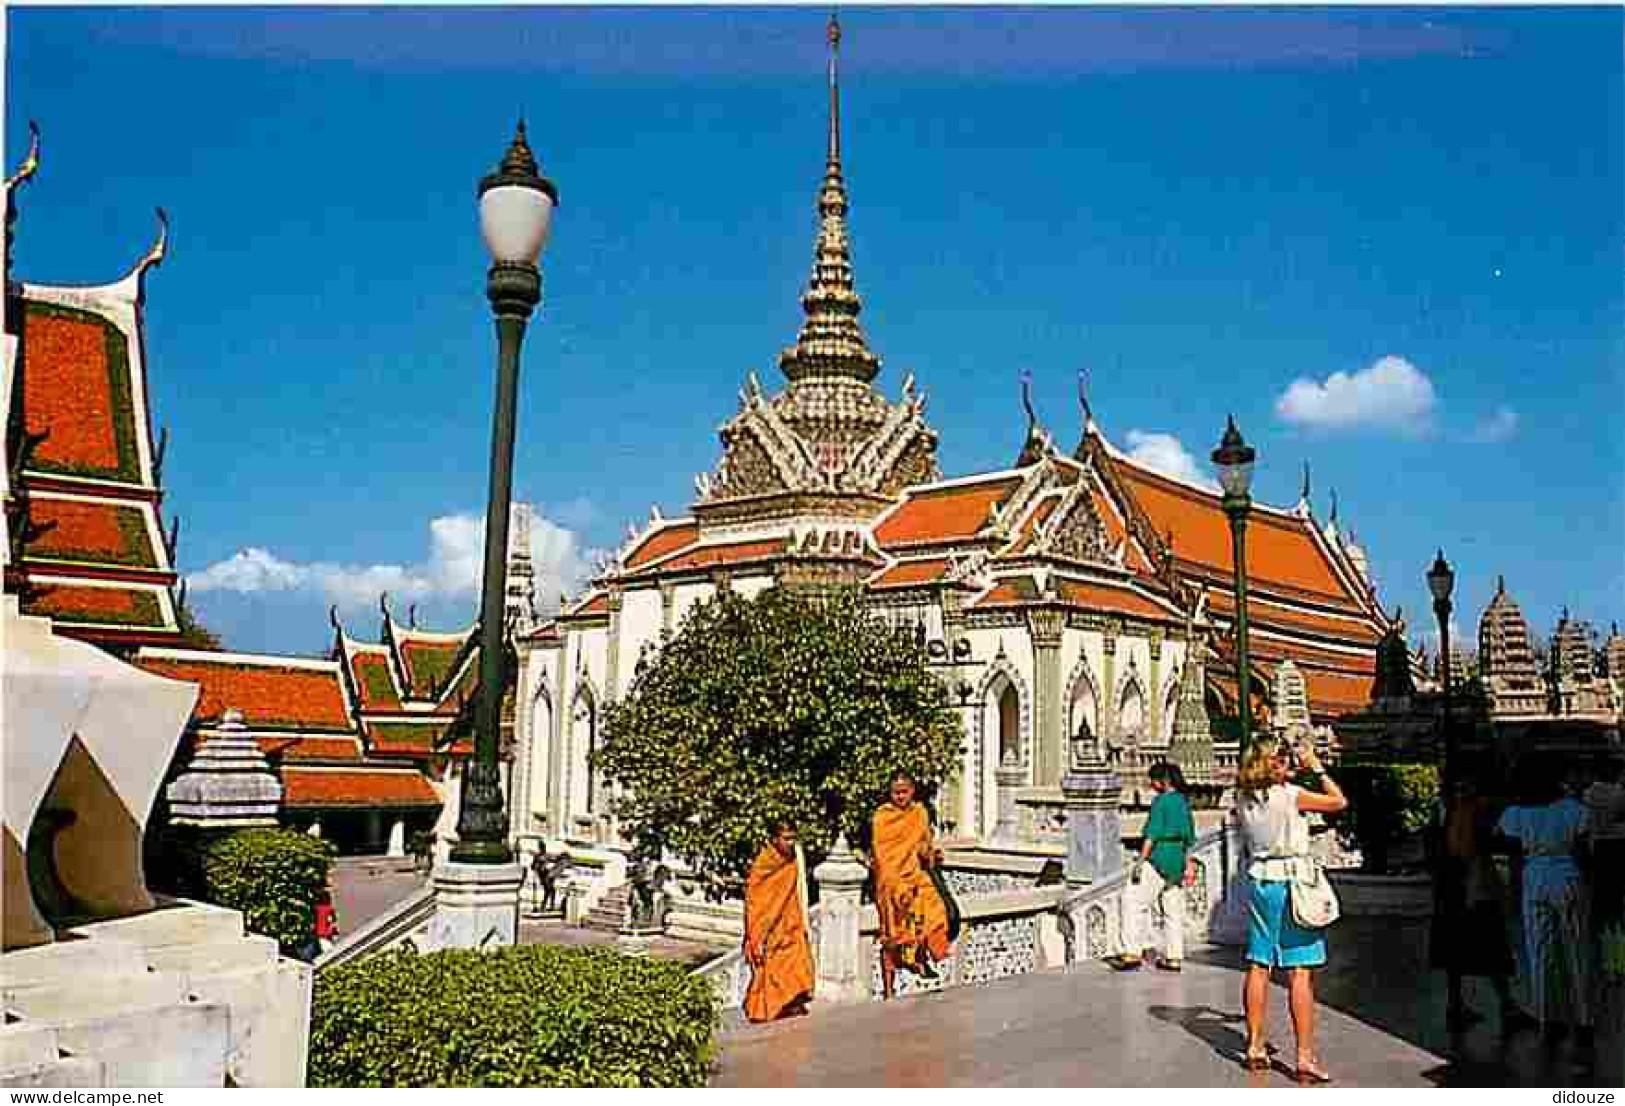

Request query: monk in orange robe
[
  {"left": 871, "top": 772, "right": 952, "bottom": 999},
  {"left": 743, "top": 823, "right": 815, "bottom": 1023}
]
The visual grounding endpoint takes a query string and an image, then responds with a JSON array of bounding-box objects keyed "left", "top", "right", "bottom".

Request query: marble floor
[{"left": 714, "top": 917, "right": 1618, "bottom": 1087}]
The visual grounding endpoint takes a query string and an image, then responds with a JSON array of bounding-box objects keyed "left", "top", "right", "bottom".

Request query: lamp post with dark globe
[
  {"left": 451, "top": 122, "right": 558, "bottom": 866},
  {"left": 1427, "top": 550, "right": 1456, "bottom": 795},
  {"left": 1211, "top": 416, "right": 1257, "bottom": 759}
]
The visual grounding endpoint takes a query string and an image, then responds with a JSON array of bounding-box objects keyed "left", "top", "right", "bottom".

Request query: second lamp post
[
  {"left": 1212, "top": 416, "right": 1257, "bottom": 758},
  {"left": 452, "top": 122, "right": 558, "bottom": 866},
  {"left": 1427, "top": 549, "right": 1457, "bottom": 795}
]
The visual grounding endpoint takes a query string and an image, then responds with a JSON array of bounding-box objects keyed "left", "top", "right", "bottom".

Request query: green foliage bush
[
  {"left": 1332, "top": 763, "right": 1440, "bottom": 873},
  {"left": 200, "top": 828, "right": 335, "bottom": 953},
  {"left": 595, "top": 585, "right": 964, "bottom": 879},
  {"left": 310, "top": 945, "right": 718, "bottom": 1087}
]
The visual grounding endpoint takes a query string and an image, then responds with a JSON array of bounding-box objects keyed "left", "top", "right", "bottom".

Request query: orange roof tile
[
  {"left": 1206, "top": 591, "right": 1381, "bottom": 645},
  {"left": 24, "top": 499, "right": 158, "bottom": 569},
  {"left": 1282, "top": 667, "right": 1374, "bottom": 715},
  {"left": 135, "top": 655, "right": 352, "bottom": 731},
  {"left": 400, "top": 639, "right": 463, "bottom": 698},
  {"left": 1249, "top": 637, "right": 1375, "bottom": 676},
  {"left": 280, "top": 768, "right": 440, "bottom": 809},
  {"left": 973, "top": 577, "right": 1042, "bottom": 607},
  {"left": 624, "top": 521, "right": 700, "bottom": 569},
  {"left": 1114, "top": 462, "right": 1357, "bottom": 605},
  {"left": 1056, "top": 579, "right": 1175, "bottom": 621},
  {"left": 21, "top": 302, "right": 142, "bottom": 484},
  {"left": 874, "top": 477, "right": 1022, "bottom": 548},
  {"left": 24, "top": 583, "right": 168, "bottom": 630},
  {"left": 350, "top": 652, "right": 401, "bottom": 710},
  {"left": 648, "top": 538, "right": 786, "bottom": 574},
  {"left": 256, "top": 736, "right": 365, "bottom": 762},
  {"left": 871, "top": 558, "right": 952, "bottom": 589},
  {"left": 1003, "top": 495, "right": 1062, "bottom": 556}
]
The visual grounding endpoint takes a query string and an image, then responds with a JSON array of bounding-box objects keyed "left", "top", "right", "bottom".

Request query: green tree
[
  {"left": 594, "top": 585, "right": 963, "bottom": 880},
  {"left": 175, "top": 604, "right": 224, "bottom": 651}
]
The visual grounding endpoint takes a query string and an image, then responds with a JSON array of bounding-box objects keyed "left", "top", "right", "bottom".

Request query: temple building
[
  {"left": 510, "top": 16, "right": 1392, "bottom": 848},
  {"left": 4, "top": 125, "right": 186, "bottom": 654}
]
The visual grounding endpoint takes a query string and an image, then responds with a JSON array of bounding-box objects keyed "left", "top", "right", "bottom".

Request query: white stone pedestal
[
  {"left": 427, "top": 862, "right": 523, "bottom": 951},
  {"left": 813, "top": 835, "right": 870, "bottom": 1005}
]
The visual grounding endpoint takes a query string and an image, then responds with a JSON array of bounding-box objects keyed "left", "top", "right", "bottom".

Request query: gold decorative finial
[
  {"left": 828, "top": 10, "right": 841, "bottom": 48},
  {"left": 1021, "top": 368, "right": 1036, "bottom": 430},
  {"left": 6, "top": 121, "right": 40, "bottom": 192}
]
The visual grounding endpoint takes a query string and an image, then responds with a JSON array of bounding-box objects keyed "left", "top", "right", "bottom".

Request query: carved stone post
[
  {"left": 604, "top": 588, "right": 624, "bottom": 702},
  {"left": 994, "top": 750, "right": 1025, "bottom": 844},
  {"left": 1148, "top": 630, "right": 1165, "bottom": 745},
  {"left": 1027, "top": 607, "right": 1066, "bottom": 788},
  {"left": 1062, "top": 759, "right": 1123, "bottom": 888},
  {"left": 659, "top": 580, "right": 677, "bottom": 636},
  {"left": 813, "top": 834, "right": 871, "bottom": 1004},
  {"left": 1101, "top": 625, "right": 1120, "bottom": 744}
]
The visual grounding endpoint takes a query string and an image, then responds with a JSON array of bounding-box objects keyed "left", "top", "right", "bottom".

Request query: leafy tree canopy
[{"left": 594, "top": 585, "right": 963, "bottom": 881}]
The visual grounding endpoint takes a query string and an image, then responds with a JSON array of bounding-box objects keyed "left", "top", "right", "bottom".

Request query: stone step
[
  {"left": 6, "top": 972, "right": 191, "bottom": 1025},
  {"left": 584, "top": 886, "right": 631, "bottom": 933}
]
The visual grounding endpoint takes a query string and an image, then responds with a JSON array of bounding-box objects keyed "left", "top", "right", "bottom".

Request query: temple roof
[
  {"left": 279, "top": 767, "right": 440, "bottom": 809},
  {"left": 133, "top": 649, "right": 355, "bottom": 732},
  {"left": 873, "top": 474, "right": 1024, "bottom": 549}
]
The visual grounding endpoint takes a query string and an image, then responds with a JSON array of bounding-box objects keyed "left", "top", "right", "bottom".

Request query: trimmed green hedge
[
  {"left": 310, "top": 945, "right": 718, "bottom": 1087},
  {"left": 200, "top": 828, "right": 335, "bottom": 953},
  {"left": 1331, "top": 763, "right": 1439, "bottom": 874}
]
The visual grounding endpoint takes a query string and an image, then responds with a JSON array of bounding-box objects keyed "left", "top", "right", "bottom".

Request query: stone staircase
[
  {"left": 0, "top": 901, "right": 310, "bottom": 1087},
  {"left": 584, "top": 884, "right": 631, "bottom": 934}
]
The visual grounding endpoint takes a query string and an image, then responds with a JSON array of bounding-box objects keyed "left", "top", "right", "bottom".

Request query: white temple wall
[
  {"left": 619, "top": 588, "right": 663, "bottom": 678},
  {"left": 964, "top": 625, "right": 1037, "bottom": 838}
]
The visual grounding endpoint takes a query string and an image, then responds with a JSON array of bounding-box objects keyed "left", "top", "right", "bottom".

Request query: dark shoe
[
  {"left": 1295, "top": 1065, "right": 1333, "bottom": 1086},
  {"left": 918, "top": 958, "right": 940, "bottom": 980},
  {"left": 1106, "top": 955, "right": 1143, "bottom": 971},
  {"left": 1242, "top": 1053, "right": 1270, "bottom": 1072},
  {"left": 1155, "top": 959, "right": 1183, "bottom": 972}
]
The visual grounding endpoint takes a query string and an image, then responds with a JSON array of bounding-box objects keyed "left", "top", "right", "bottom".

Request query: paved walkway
[{"left": 715, "top": 918, "right": 1617, "bottom": 1087}]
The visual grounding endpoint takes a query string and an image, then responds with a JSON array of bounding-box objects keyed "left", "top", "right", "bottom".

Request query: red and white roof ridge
[{"left": 135, "top": 645, "right": 346, "bottom": 672}]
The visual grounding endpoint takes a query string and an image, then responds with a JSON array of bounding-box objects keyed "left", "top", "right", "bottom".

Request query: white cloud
[
  {"left": 1466, "top": 405, "right": 1519, "bottom": 444},
  {"left": 1123, "top": 430, "right": 1220, "bottom": 492},
  {"left": 189, "top": 505, "right": 602, "bottom": 614},
  {"left": 1274, "top": 355, "right": 1437, "bottom": 434}
]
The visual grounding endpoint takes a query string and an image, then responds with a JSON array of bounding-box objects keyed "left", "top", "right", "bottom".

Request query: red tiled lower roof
[
  {"left": 24, "top": 583, "right": 169, "bottom": 629},
  {"left": 875, "top": 477, "right": 1021, "bottom": 548},
  {"left": 1248, "top": 637, "right": 1375, "bottom": 676},
  {"left": 871, "top": 558, "right": 952, "bottom": 589},
  {"left": 973, "top": 577, "right": 1042, "bottom": 607},
  {"left": 350, "top": 652, "right": 401, "bottom": 710},
  {"left": 1056, "top": 579, "right": 1176, "bottom": 621},
  {"left": 1003, "top": 495, "right": 1062, "bottom": 556},
  {"left": 1114, "top": 461, "right": 1360, "bottom": 606},
  {"left": 646, "top": 538, "right": 785, "bottom": 574},
  {"left": 256, "top": 736, "right": 365, "bottom": 762},
  {"left": 624, "top": 521, "right": 700, "bottom": 569},
  {"left": 1206, "top": 590, "right": 1380, "bottom": 645},
  {"left": 280, "top": 768, "right": 440, "bottom": 809},
  {"left": 24, "top": 498, "right": 158, "bottom": 569},
  {"left": 22, "top": 303, "right": 138, "bottom": 482},
  {"left": 135, "top": 655, "right": 353, "bottom": 731}
]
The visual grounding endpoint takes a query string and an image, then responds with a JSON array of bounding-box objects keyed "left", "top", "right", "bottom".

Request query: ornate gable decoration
[{"left": 1031, "top": 477, "right": 1110, "bottom": 566}]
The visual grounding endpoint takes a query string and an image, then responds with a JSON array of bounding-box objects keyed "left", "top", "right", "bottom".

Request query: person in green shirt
[{"left": 1109, "top": 761, "right": 1197, "bottom": 972}]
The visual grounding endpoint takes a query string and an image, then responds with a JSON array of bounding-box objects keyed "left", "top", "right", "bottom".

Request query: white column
[
  {"left": 306, "top": 819, "right": 322, "bottom": 839},
  {"left": 813, "top": 835, "right": 871, "bottom": 1004},
  {"left": 387, "top": 818, "right": 406, "bottom": 858}
]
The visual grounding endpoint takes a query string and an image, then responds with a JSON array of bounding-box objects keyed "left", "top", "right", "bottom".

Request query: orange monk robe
[
  {"left": 871, "top": 803, "right": 950, "bottom": 969},
  {"left": 742, "top": 844, "right": 815, "bottom": 1023}
]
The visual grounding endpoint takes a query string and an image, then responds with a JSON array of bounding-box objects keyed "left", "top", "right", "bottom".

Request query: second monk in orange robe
[
  {"left": 742, "top": 823, "right": 815, "bottom": 1023},
  {"left": 871, "top": 772, "right": 951, "bottom": 999}
]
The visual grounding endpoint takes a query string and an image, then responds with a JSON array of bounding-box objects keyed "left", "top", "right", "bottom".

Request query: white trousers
[{"left": 1121, "top": 863, "right": 1186, "bottom": 962}]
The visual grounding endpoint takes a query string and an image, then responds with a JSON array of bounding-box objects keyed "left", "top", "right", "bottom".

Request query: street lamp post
[
  {"left": 451, "top": 122, "right": 558, "bottom": 866},
  {"left": 1211, "top": 416, "right": 1257, "bottom": 759},
  {"left": 1427, "top": 550, "right": 1456, "bottom": 796}
]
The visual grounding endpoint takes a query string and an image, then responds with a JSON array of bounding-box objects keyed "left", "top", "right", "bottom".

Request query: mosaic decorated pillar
[
  {"left": 1062, "top": 760, "right": 1123, "bottom": 887},
  {"left": 813, "top": 835, "right": 871, "bottom": 1004},
  {"left": 1027, "top": 607, "right": 1065, "bottom": 788}
]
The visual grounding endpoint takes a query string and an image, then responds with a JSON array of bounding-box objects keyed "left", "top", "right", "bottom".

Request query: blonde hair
[{"left": 1236, "top": 737, "right": 1284, "bottom": 801}]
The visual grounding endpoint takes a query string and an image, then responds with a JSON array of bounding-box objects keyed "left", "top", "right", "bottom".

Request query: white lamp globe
[{"left": 478, "top": 121, "right": 558, "bottom": 266}]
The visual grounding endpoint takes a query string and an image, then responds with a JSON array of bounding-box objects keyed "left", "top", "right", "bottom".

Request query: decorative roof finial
[
  {"left": 329, "top": 604, "right": 342, "bottom": 632},
  {"left": 1496, "top": 573, "right": 1505, "bottom": 596},
  {"left": 1077, "top": 367, "right": 1094, "bottom": 431},
  {"left": 5, "top": 121, "right": 40, "bottom": 193},
  {"left": 1021, "top": 368, "right": 1036, "bottom": 431},
  {"left": 1301, "top": 461, "right": 1311, "bottom": 503},
  {"left": 1329, "top": 488, "right": 1339, "bottom": 526},
  {"left": 778, "top": 12, "right": 879, "bottom": 385}
]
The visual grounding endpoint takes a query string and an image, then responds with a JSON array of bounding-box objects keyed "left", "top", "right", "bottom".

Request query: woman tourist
[
  {"left": 742, "top": 822, "right": 815, "bottom": 1023},
  {"left": 1109, "top": 761, "right": 1197, "bottom": 972},
  {"left": 1496, "top": 761, "right": 1595, "bottom": 1057},
  {"left": 1235, "top": 737, "right": 1347, "bottom": 1085},
  {"left": 871, "top": 771, "right": 952, "bottom": 1000},
  {"left": 1428, "top": 768, "right": 1531, "bottom": 1032}
]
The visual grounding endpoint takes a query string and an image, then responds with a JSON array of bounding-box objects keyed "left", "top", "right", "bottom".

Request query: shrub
[
  {"left": 310, "top": 945, "right": 718, "bottom": 1087},
  {"left": 595, "top": 585, "right": 963, "bottom": 879},
  {"left": 200, "top": 828, "right": 335, "bottom": 953},
  {"left": 1331, "top": 763, "right": 1440, "bottom": 873}
]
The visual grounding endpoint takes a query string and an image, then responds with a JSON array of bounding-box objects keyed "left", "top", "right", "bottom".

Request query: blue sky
[{"left": 7, "top": 6, "right": 1622, "bottom": 658}]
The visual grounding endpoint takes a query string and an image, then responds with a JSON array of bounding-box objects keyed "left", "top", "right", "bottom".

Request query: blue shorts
[{"left": 1246, "top": 878, "right": 1327, "bottom": 969}]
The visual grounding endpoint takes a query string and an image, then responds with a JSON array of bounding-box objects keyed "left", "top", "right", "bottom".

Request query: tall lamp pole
[
  {"left": 1212, "top": 416, "right": 1257, "bottom": 759},
  {"left": 452, "top": 122, "right": 558, "bottom": 865},
  {"left": 1427, "top": 550, "right": 1456, "bottom": 796}
]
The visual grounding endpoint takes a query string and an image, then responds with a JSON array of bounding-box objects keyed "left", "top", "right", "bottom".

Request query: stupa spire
[{"left": 778, "top": 12, "right": 881, "bottom": 385}]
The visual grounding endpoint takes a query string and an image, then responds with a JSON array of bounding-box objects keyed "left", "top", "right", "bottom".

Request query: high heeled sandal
[{"left": 1294, "top": 1063, "right": 1333, "bottom": 1085}]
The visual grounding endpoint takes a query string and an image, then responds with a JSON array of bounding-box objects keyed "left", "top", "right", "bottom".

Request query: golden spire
[{"left": 779, "top": 11, "right": 881, "bottom": 385}]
